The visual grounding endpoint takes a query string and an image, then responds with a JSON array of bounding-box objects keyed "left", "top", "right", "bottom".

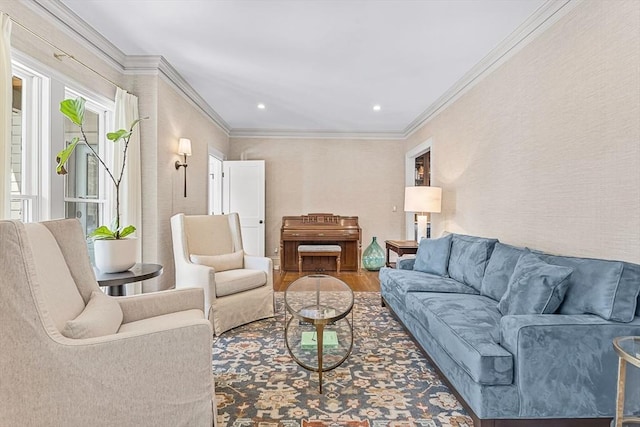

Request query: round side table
[
  {"left": 94, "top": 263, "right": 163, "bottom": 296},
  {"left": 613, "top": 336, "right": 640, "bottom": 427}
]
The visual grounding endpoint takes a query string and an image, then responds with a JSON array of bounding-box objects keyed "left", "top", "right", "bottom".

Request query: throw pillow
[
  {"left": 413, "top": 234, "right": 453, "bottom": 277},
  {"left": 190, "top": 250, "right": 244, "bottom": 272},
  {"left": 480, "top": 242, "right": 525, "bottom": 301},
  {"left": 61, "top": 290, "right": 123, "bottom": 339},
  {"left": 497, "top": 250, "right": 574, "bottom": 316}
]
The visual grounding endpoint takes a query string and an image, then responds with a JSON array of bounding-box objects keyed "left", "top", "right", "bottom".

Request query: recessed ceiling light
[
  {"left": 257, "top": 103, "right": 266, "bottom": 110},
  {"left": 373, "top": 104, "right": 381, "bottom": 111}
]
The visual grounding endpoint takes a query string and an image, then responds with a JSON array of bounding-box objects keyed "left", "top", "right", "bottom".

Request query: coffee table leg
[
  {"left": 615, "top": 357, "right": 626, "bottom": 427},
  {"left": 317, "top": 324, "right": 324, "bottom": 393}
]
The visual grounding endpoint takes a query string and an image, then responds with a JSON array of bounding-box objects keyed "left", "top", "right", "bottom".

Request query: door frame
[{"left": 405, "top": 137, "right": 433, "bottom": 240}]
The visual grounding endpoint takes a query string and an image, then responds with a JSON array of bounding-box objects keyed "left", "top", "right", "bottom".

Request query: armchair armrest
[
  {"left": 244, "top": 254, "right": 273, "bottom": 289},
  {"left": 500, "top": 314, "right": 640, "bottom": 417},
  {"left": 117, "top": 287, "right": 205, "bottom": 324}
]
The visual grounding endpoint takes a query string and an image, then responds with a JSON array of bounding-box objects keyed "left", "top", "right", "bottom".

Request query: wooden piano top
[
  {"left": 281, "top": 213, "right": 361, "bottom": 240},
  {"left": 281, "top": 213, "right": 360, "bottom": 228}
]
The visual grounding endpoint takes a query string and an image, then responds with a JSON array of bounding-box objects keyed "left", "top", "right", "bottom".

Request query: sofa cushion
[
  {"left": 448, "top": 234, "right": 498, "bottom": 291},
  {"left": 62, "top": 291, "right": 123, "bottom": 339},
  {"left": 190, "top": 250, "right": 244, "bottom": 272},
  {"left": 215, "top": 269, "right": 266, "bottom": 297},
  {"left": 413, "top": 234, "right": 452, "bottom": 277},
  {"left": 539, "top": 254, "right": 640, "bottom": 322},
  {"left": 480, "top": 243, "right": 525, "bottom": 301},
  {"left": 380, "top": 267, "right": 479, "bottom": 306},
  {"left": 498, "top": 251, "right": 573, "bottom": 315},
  {"left": 405, "top": 293, "right": 513, "bottom": 385}
]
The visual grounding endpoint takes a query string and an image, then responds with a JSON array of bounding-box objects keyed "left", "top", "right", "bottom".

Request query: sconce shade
[
  {"left": 404, "top": 186, "right": 442, "bottom": 213},
  {"left": 178, "top": 138, "right": 192, "bottom": 156}
]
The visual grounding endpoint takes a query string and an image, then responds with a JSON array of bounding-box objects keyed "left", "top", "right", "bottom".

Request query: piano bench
[{"left": 297, "top": 245, "right": 342, "bottom": 274}]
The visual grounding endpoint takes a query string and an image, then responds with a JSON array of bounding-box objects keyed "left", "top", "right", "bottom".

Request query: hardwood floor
[{"left": 274, "top": 269, "right": 381, "bottom": 292}]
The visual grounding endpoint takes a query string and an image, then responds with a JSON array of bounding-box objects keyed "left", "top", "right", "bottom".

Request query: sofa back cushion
[
  {"left": 448, "top": 234, "right": 498, "bottom": 291},
  {"left": 480, "top": 243, "right": 525, "bottom": 301},
  {"left": 413, "top": 234, "right": 452, "bottom": 277},
  {"left": 540, "top": 253, "right": 640, "bottom": 322}
]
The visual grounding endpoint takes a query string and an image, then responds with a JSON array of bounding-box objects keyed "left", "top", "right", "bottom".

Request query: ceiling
[{"left": 59, "top": 0, "right": 546, "bottom": 136}]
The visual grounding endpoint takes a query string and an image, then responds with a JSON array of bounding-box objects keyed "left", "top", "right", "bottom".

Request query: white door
[
  {"left": 208, "top": 155, "right": 223, "bottom": 215},
  {"left": 222, "top": 160, "right": 265, "bottom": 256}
]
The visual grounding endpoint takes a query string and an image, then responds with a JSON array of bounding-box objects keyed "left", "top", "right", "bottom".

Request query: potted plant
[{"left": 56, "top": 96, "right": 144, "bottom": 273}]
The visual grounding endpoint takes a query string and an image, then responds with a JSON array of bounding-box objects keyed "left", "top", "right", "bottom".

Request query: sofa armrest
[
  {"left": 117, "top": 287, "right": 205, "bottom": 324},
  {"left": 500, "top": 314, "right": 640, "bottom": 417},
  {"left": 397, "top": 256, "right": 415, "bottom": 270}
]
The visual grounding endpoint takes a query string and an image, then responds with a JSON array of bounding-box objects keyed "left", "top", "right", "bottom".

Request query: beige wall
[
  {"left": 150, "top": 78, "right": 229, "bottom": 290},
  {"left": 229, "top": 138, "right": 405, "bottom": 265},
  {"left": 405, "top": 0, "right": 640, "bottom": 264}
]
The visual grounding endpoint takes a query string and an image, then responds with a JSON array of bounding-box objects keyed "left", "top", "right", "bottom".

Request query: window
[
  {"left": 9, "top": 55, "right": 114, "bottom": 258},
  {"left": 10, "top": 64, "right": 48, "bottom": 222}
]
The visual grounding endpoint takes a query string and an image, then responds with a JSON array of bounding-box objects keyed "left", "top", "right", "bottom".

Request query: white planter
[{"left": 94, "top": 238, "right": 137, "bottom": 273}]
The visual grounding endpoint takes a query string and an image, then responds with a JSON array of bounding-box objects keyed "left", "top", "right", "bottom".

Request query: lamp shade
[
  {"left": 404, "top": 186, "right": 442, "bottom": 213},
  {"left": 177, "top": 138, "right": 192, "bottom": 156}
]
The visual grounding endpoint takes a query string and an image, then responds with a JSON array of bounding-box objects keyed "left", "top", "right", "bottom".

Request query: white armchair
[
  {"left": 171, "top": 213, "right": 274, "bottom": 335},
  {"left": 0, "top": 219, "right": 215, "bottom": 427}
]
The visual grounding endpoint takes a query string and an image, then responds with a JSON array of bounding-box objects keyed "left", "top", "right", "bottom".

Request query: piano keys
[{"left": 280, "top": 213, "right": 362, "bottom": 272}]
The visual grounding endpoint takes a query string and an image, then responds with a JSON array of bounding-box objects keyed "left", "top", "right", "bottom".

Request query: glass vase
[{"left": 362, "top": 236, "right": 385, "bottom": 271}]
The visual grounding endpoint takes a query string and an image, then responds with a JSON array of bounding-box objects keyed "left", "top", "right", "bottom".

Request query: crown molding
[
  {"left": 403, "top": 0, "right": 580, "bottom": 138},
  {"left": 26, "top": 0, "right": 579, "bottom": 141},
  {"left": 28, "top": 0, "right": 126, "bottom": 72},
  {"left": 229, "top": 128, "right": 406, "bottom": 140}
]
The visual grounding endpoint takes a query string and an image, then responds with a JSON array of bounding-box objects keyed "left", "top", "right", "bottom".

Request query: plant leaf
[
  {"left": 129, "top": 117, "right": 147, "bottom": 130},
  {"left": 60, "top": 97, "right": 85, "bottom": 126},
  {"left": 106, "top": 129, "right": 131, "bottom": 142},
  {"left": 55, "top": 137, "right": 80, "bottom": 175},
  {"left": 118, "top": 225, "right": 136, "bottom": 239},
  {"left": 89, "top": 225, "right": 117, "bottom": 240}
]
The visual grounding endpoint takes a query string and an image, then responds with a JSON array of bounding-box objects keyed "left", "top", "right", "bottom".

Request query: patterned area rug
[{"left": 213, "top": 292, "right": 473, "bottom": 427}]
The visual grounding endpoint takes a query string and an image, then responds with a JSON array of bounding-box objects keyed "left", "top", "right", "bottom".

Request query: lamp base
[{"left": 417, "top": 214, "right": 428, "bottom": 242}]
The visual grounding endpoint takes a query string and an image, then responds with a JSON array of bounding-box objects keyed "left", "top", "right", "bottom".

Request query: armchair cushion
[
  {"left": 191, "top": 250, "right": 244, "bottom": 272},
  {"left": 61, "top": 291, "right": 123, "bottom": 339},
  {"left": 118, "top": 309, "right": 204, "bottom": 334},
  {"left": 215, "top": 269, "right": 267, "bottom": 297}
]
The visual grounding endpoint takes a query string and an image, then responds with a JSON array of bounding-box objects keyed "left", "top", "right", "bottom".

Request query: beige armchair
[
  {"left": 171, "top": 213, "right": 274, "bottom": 335},
  {"left": 0, "top": 219, "right": 215, "bottom": 427}
]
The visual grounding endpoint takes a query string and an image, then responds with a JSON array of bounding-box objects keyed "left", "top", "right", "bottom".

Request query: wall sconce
[{"left": 174, "top": 138, "right": 192, "bottom": 197}]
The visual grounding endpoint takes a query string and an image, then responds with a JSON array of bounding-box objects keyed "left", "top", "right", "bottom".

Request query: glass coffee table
[
  {"left": 284, "top": 274, "right": 354, "bottom": 393},
  {"left": 613, "top": 336, "right": 640, "bottom": 427}
]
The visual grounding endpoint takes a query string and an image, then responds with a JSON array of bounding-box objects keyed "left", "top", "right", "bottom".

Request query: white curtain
[
  {"left": 0, "top": 14, "right": 12, "bottom": 219},
  {"left": 113, "top": 88, "right": 142, "bottom": 262}
]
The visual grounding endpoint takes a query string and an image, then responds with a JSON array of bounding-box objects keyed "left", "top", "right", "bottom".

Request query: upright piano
[{"left": 280, "top": 213, "right": 361, "bottom": 272}]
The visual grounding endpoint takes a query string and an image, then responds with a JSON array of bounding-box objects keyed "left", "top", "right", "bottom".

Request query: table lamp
[{"left": 404, "top": 186, "right": 442, "bottom": 241}]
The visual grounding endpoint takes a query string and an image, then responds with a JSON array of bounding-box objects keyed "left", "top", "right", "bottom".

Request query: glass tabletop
[
  {"left": 613, "top": 336, "right": 640, "bottom": 368},
  {"left": 284, "top": 274, "right": 353, "bottom": 323}
]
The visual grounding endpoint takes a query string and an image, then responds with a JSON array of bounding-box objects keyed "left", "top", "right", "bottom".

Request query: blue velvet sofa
[{"left": 379, "top": 233, "right": 640, "bottom": 426}]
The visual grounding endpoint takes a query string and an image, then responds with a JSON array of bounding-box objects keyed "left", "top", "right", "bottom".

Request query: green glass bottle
[{"left": 362, "top": 236, "right": 385, "bottom": 271}]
